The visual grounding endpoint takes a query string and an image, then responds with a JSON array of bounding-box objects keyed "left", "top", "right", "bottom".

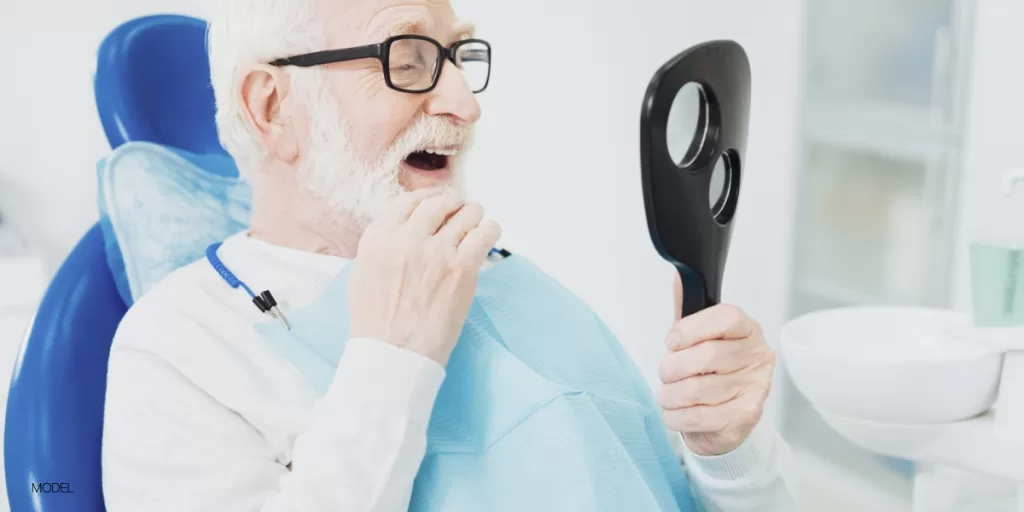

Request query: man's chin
[{"left": 309, "top": 164, "right": 466, "bottom": 229}]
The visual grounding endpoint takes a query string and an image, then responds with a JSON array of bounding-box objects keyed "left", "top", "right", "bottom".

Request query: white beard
[{"left": 296, "top": 89, "right": 471, "bottom": 228}]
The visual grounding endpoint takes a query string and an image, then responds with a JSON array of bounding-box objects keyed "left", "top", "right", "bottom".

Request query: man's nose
[{"left": 424, "top": 60, "right": 482, "bottom": 124}]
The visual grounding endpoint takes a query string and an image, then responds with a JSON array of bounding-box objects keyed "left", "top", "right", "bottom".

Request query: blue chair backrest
[{"left": 5, "top": 14, "right": 221, "bottom": 512}]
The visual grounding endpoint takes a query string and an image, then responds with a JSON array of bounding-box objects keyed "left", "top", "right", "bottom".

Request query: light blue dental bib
[{"left": 254, "top": 255, "right": 698, "bottom": 512}]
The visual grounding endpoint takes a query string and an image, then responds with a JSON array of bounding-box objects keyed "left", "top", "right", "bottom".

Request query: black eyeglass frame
[{"left": 269, "top": 35, "right": 492, "bottom": 94}]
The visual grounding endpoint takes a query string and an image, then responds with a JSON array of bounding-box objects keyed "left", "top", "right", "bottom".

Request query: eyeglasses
[{"left": 269, "top": 35, "right": 491, "bottom": 94}]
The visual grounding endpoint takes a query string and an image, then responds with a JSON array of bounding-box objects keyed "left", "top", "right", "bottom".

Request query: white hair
[{"left": 207, "top": 0, "right": 325, "bottom": 181}]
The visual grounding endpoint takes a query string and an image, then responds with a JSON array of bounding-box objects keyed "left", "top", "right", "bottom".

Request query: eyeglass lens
[{"left": 388, "top": 39, "right": 490, "bottom": 93}]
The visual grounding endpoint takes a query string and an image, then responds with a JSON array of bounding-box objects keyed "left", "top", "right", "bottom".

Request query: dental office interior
[{"left": 1, "top": 0, "right": 1022, "bottom": 510}]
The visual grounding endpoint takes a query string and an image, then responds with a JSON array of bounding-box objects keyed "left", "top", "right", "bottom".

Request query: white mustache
[{"left": 386, "top": 116, "right": 474, "bottom": 161}]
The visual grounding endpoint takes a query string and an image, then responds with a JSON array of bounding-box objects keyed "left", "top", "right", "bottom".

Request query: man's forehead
[
  {"left": 320, "top": 0, "right": 473, "bottom": 44},
  {"left": 387, "top": 18, "right": 475, "bottom": 39}
]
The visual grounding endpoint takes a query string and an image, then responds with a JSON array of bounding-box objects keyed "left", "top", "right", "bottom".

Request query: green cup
[{"left": 970, "top": 239, "right": 1024, "bottom": 327}]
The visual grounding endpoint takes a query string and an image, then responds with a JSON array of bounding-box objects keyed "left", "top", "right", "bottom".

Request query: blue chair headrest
[{"left": 95, "top": 14, "right": 226, "bottom": 155}]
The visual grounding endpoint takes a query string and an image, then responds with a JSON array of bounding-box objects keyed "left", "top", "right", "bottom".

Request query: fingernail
[{"left": 665, "top": 330, "right": 681, "bottom": 350}]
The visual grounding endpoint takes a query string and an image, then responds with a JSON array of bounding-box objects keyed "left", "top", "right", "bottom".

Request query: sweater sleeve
[
  {"left": 101, "top": 314, "right": 445, "bottom": 512},
  {"left": 673, "top": 421, "right": 802, "bottom": 511}
]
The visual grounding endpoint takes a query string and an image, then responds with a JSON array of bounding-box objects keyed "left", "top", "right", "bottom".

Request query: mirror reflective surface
[
  {"left": 666, "top": 82, "right": 708, "bottom": 168},
  {"left": 710, "top": 153, "right": 729, "bottom": 216}
]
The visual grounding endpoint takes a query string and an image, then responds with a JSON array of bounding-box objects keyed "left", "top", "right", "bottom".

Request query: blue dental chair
[{"left": 4, "top": 14, "right": 227, "bottom": 511}]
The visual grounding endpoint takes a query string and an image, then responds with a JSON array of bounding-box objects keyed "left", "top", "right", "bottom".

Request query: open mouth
[{"left": 403, "top": 147, "right": 457, "bottom": 171}]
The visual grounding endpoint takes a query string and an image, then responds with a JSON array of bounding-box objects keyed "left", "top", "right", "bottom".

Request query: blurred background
[{"left": 1, "top": 0, "right": 1023, "bottom": 510}]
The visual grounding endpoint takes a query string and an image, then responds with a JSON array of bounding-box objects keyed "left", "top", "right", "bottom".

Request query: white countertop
[{"left": 0, "top": 256, "right": 45, "bottom": 310}]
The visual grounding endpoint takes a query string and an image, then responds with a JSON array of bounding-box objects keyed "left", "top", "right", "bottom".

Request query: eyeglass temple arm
[{"left": 270, "top": 44, "right": 384, "bottom": 67}]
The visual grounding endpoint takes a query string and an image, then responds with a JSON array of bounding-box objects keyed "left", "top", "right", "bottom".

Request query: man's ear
[{"left": 238, "top": 64, "right": 299, "bottom": 163}]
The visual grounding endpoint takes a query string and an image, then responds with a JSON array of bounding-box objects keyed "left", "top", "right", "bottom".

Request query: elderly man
[{"left": 101, "top": 0, "right": 798, "bottom": 510}]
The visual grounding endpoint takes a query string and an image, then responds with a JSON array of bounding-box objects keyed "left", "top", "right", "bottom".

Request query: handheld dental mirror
[{"left": 640, "top": 40, "right": 752, "bottom": 318}]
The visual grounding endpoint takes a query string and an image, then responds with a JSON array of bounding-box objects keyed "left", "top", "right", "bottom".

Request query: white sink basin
[{"left": 780, "top": 306, "right": 1004, "bottom": 424}]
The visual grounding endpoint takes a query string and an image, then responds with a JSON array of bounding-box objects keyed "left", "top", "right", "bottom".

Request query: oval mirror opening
[
  {"left": 710, "top": 151, "right": 741, "bottom": 225},
  {"left": 666, "top": 82, "right": 709, "bottom": 168},
  {"left": 709, "top": 154, "right": 729, "bottom": 215}
]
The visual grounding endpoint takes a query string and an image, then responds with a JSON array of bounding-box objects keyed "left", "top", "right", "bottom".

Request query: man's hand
[
  {"left": 348, "top": 189, "right": 502, "bottom": 367},
  {"left": 657, "top": 273, "right": 776, "bottom": 456}
]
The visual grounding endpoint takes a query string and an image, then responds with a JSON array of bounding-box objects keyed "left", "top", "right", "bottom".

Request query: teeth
[{"left": 423, "top": 148, "right": 459, "bottom": 157}]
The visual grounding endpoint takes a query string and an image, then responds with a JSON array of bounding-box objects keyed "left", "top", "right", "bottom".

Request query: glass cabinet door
[
  {"left": 791, "top": 0, "right": 972, "bottom": 316},
  {"left": 805, "top": 0, "right": 956, "bottom": 110}
]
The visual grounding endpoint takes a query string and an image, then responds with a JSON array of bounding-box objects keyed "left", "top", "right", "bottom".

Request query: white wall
[
  {"left": 0, "top": 0, "right": 209, "bottom": 271},
  {"left": 0, "top": 0, "right": 800, "bottom": 389},
  {"left": 457, "top": 0, "right": 802, "bottom": 412}
]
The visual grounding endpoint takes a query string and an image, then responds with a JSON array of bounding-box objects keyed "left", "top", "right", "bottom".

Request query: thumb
[{"left": 672, "top": 270, "right": 683, "bottom": 321}]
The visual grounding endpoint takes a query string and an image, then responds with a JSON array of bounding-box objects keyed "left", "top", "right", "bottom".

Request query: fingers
[
  {"left": 657, "top": 304, "right": 775, "bottom": 456},
  {"left": 662, "top": 393, "right": 762, "bottom": 434},
  {"left": 383, "top": 188, "right": 446, "bottom": 224},
  {"left": 659, "top": 338, "right": 758, "bottom": 383},
  {"left": 436, "top": 202, "right": 484, "bottom": 246},
  {"left": 657, "top": 373, "right": 745, "bottom": 410},
  {"left": 406, "top": 194, "right": 466, "bottom": 235},
  {"left": 457, "top": 220, "right": 502, "bottom": 266},
  {"left": 665, "top": 303, "right": 756, "bottom": 352}
]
